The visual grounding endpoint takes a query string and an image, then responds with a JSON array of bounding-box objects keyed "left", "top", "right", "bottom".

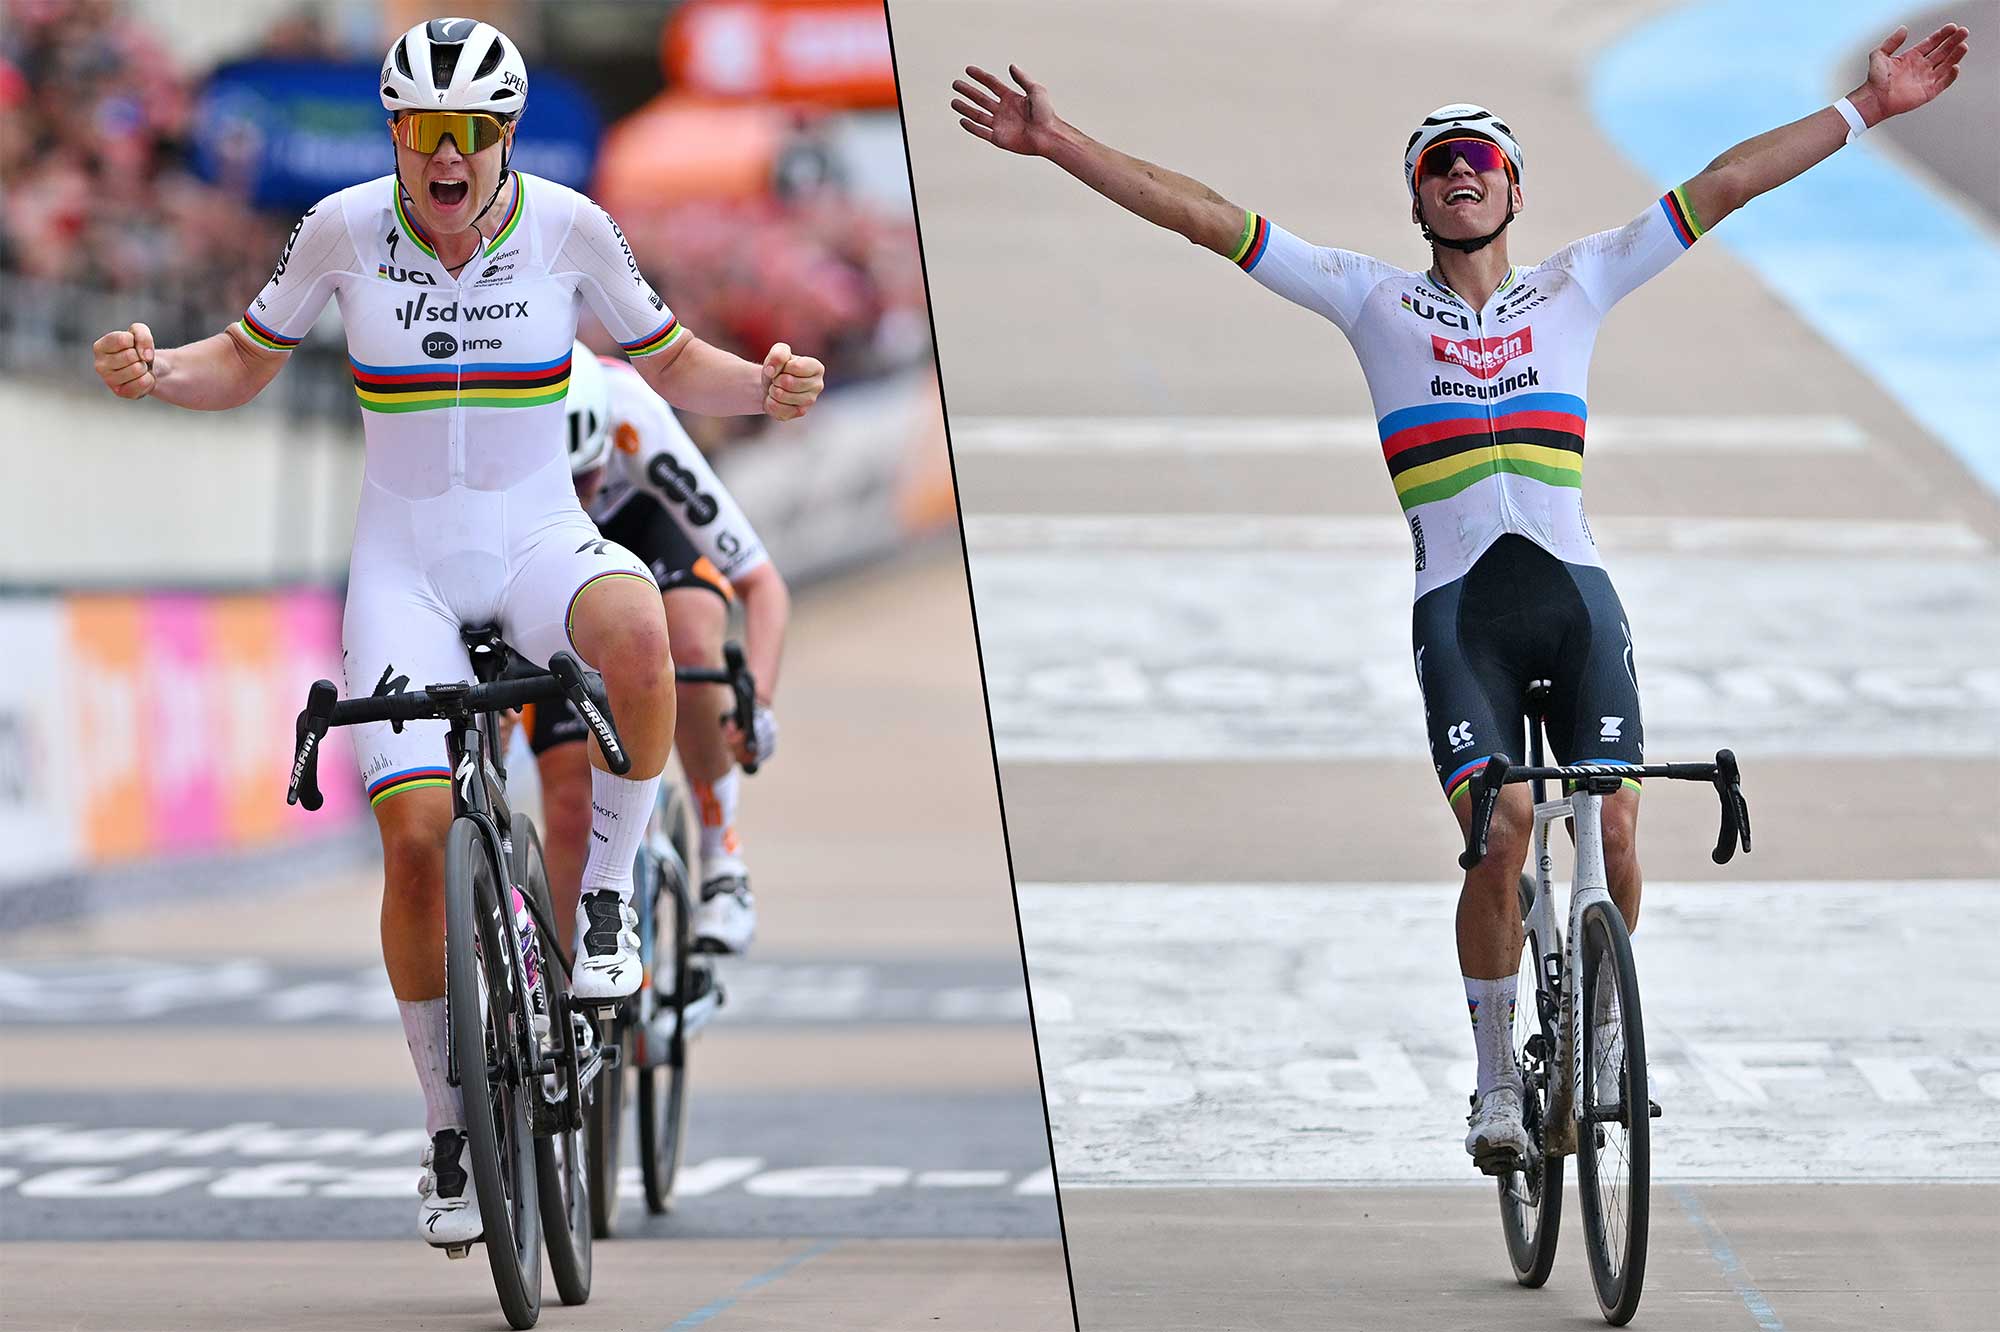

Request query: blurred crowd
[
  {"left": 1, "top": 0, "right": 929, "bottom": 402},
  {"left": 1, "top": 0, "right": 287, "bottom": 342}
]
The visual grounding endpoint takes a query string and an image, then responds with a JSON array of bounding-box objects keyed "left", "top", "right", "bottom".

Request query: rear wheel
[
  {"left": 445, "top": 818, "right": 542, "bottom": 1329},
  {"left": 516, "top": 817, "right": 591, "bottom": 1306},
  {"left": 1499, "top": 901, "right": 1563, "bottom": 1286},
  {"left": 1576, "top": 900, "right": 1650, "bottom": 1325}
]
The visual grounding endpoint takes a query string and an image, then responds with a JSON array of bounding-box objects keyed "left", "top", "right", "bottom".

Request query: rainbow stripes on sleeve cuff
[
  {"left": 1658, "top": 187, "right": 1706, "bottom": 249},
  {"left": 367, "top": 766, "right": 452, "bottom": 807},
  {"left": 619, "top": 317, "right": 687, "bottom": 359},
  {"left": 1230, "top": 211, "right": 1271, "bottom": 271},
  {"left": 238, "top": 311, "right": 302, "bottom": 352}
]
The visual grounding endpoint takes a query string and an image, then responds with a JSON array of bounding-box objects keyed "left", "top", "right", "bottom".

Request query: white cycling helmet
[
  {"left": 380, "top": 17, "right": 527, "bottom": 116},
  {"left": 565, "top": 343, "right": 612, "bottom": 476},
  {"left": 1404, "top": 104, "right": 1523, "bottom": 199}
]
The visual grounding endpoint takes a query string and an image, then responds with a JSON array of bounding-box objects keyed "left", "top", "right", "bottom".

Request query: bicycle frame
[{"left": 1522, "top": 783, "right": 1620, "bottom": 1157}]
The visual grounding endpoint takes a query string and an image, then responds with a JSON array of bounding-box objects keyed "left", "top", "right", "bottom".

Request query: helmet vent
[
  {"left": 474, "top": 39, "right": 504, "bottom": 80},
  {"left": 393, "top": 38, "right": 412, "bottom": 80},
  {"left": 430, "top": 45, "right": 462, "bottom": 90}
]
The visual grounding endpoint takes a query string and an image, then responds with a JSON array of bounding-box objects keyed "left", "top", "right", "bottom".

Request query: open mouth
[
  {"left": 429, "top": 179, "right": 469, "bottom": 208},
  {"left": 1446, "top": 187, "right": 1483, "bottom": 205}
]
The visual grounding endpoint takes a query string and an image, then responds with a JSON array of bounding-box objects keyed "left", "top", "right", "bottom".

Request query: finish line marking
[
  {"left": 1673, "top": 1184, "right": 1788, "bottom": 1331},
  {"left": 666, "top": 1238, "right": 841, "bottom": 1329}
]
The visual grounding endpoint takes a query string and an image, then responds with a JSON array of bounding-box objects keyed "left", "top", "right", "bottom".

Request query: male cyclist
[
  {"left": 91, "top": 18, "right": 823, "bottom": 1245},
  {"left": 952, "top": 23, "right": 1966, "bottom": 1170},
  {"left": 524, "top": 343, "right": 789, "bottom": 960}
]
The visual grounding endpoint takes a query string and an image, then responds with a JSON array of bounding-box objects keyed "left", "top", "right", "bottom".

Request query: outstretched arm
[
  {"left": 953, "top": 64, "right": 1249, "bottom": 256},
  {"left": 1680, "top": 22, "right": 1968, "bottom": 229},
  {"left": 92, "top": 322, "right": 285, "bottom": 410}
]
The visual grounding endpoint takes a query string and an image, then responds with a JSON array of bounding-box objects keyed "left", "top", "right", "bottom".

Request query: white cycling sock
[
  {"left": 693, "top": 768, "right": 743, "bottom": 871},
  {"left": 398, "top": 998, "right": 464, "bottom": 1135},
  {"left": 1464, "top": 973, "right": 1521, "bottom": 1097},
  {"left": 579, "top": 765, "right": 659, "bottom": 901}
]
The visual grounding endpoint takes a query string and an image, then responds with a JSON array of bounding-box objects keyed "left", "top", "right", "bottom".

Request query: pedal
[
  {"left": 1648, "top": 1099, "right": 1662, "bottom": 1119},
  {"left": 1474, "top": 1147, "right": 1522, "bottom": 1178},
  {"left": 442, "top": 1244, "right": 470, "bottom": 1261}
]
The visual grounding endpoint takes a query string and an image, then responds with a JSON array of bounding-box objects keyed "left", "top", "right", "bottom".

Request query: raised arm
[
  {"left": 953, "top": 64, "right": 1249, "bottom": 257},
  {"left": 632, "top": 337, "right": 823, "bottom": 422},
  {"left": 92, "top": 322, "right": 286, "bottom": 410},
  {"left": 1680, "top": 22, "right": 1968, "bottom": 229}
]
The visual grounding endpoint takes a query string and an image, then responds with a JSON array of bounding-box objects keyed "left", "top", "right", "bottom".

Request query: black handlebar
[
  {"left": 1458, "top": 750, "right": 1750, "bottom": 871},
  {"left": 286, "top": 650, "right": 628, "bottom": 811},
  {"left": 674, "top": 642, "right": 761, "bottom": 775}
]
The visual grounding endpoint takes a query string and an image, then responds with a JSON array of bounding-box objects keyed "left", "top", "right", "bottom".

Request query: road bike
[
  {"left": 585, "top": 643, "right": 760, "bottom": 1237},
  {"left": 287, "top": 625, "right": 634, "bottom": 1329},
  {"left": 1460, "top": 681, "right": 1751, "bottom": 1326}
]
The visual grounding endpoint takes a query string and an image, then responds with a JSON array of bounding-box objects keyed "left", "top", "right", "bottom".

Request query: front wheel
[
  {"left": 1575, "top": 900, "right": 1650, "bottom": 1326},
  {"left": 444, "top": 818, "right": 542, "bottom": 1329},
  {"left": 516, "top": 816, "right": 591, "bottom": 1306},
  {"left": 1499, "top": 911, "right": 1563, "bottom": 1287}
]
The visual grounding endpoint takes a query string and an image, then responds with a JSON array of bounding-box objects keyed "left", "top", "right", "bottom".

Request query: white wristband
[{"left": 1834, "top": 96, "right": 1869, "bottom": 145}]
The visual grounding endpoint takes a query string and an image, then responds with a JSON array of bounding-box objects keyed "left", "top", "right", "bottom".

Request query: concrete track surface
[
  {"left": 0, "top": 552, "right": 1072, "bottom": 1331},
  {"left": 895, "top": 0, "right": 1999, "bottom": 1327}
]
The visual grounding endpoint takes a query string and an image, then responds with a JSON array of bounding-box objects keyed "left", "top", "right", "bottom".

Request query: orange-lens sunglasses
[{"left": 394, "top": 111, "right": 509, "bottom": 155}]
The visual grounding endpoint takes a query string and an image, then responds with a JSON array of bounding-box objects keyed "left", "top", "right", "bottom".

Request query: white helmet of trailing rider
[
  {"left": 565, "top": 343, "right": 612, "bottom": 476},
  {"left": 379, "top": 17, "right": 527, "bottom": 116},
  {"left": 1403, "top": 104, "right": 1523, "bottom": 199}
]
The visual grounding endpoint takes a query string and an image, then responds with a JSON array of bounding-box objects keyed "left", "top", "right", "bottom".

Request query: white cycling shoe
[
  {"left": 692, "top": 871, "right": 756, "bottom": 955},
  {"left": 571, "top": 889, "right": 641, "bottom": 1000},
  {"left": 1465, "top": 1083, "right": 1530, "bottom": 1173},
  {"left": 418, "top": 1129, "right": 483, "bottom": 1246}
]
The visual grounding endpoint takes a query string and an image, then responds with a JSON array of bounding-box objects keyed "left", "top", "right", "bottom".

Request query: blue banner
[{"left": 192, "top": 59, "right": 600, "bottom": 210}]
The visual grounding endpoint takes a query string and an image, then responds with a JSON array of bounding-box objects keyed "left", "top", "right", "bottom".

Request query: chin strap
[
  {"left": 387, "top": 134, "right": 515, "bottom": 272},
  {"left": 1420, "top": 200, "right": 1515, "bottom": 254}
]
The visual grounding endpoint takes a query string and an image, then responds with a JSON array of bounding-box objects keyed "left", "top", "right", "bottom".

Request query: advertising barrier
[{"left": 0, "top": 586, "right": 359, "bottom": 890}]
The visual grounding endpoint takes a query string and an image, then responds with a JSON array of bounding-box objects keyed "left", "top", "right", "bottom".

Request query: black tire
[
  {"left": 639, "top": 853, "right": 693, "bottom": 1214},
  {"left": 1499, "top": 907, "right": 1564, "bottom": 1287},
  {"left": 515, "top": 816, "right": 592, "bottom": 1306},
  {"left": 1575, "top": 900, "right": 1650, "bottom": 1325},
  {"left": 444, "top": 818, "right": 542, "bottom": 1329}
]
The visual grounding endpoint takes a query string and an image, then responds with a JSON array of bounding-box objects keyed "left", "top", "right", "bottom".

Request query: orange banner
[
  {"left": 66, "top": 596, "right": 150, "bottom": 861},
  {"left": 663, "top": 0, "right": 898, "bottom": 108}
]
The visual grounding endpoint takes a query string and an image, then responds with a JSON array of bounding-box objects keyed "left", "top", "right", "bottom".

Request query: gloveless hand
[
  {"left": 953, "top": 64, "right": 1061, "bottom": 156},
  {"left": 760, "top": 343, "right": 825, "bottom": 421},
  {"left": 1855, "top": 23, "right": 1969, "bottom": 122},
  {"left": 93, "top": 322, "right": 158, "bottom": 399}
]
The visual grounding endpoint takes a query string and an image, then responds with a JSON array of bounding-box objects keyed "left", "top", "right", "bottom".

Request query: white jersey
[
  {"left": 234, "top": 172, "right": 687, "bottom": 801},
  {"left": 237, "top": 171, "right": 688, "bottom": 499},
  {"left": 587, "top": 357, "right": 770, "bottom": 581},
  {"left": 1232, "top": 189, "right": 1707, "bottom": 599}
]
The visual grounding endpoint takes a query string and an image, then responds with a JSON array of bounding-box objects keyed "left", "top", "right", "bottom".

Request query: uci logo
[
  {"left": 1401, "top": 293, "right": 1470, "bottom": 330},
  {"left": 423, "top": 330, "right": 458, "bottom": 359}
]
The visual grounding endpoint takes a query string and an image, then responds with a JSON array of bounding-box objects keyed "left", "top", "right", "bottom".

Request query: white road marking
[
  {"left": 951, "top": 415, "right": 1869, "bottom": 454},
  {"left": 972, "top": 550, "right": 2000, "bottom": 760},
  {"left": 1016, "top": 881, "right": 2000, "bottom": 1184},
  {"left": 964, "top": 513, "right": 1988, "bottom": 555}
]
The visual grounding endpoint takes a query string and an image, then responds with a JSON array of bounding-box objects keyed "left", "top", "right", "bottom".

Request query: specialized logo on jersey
[
  {"left": 268, "top": 206, "right": 316, "bottom": 286},
  {"left": 1400, "top": 293, "right": 1470, "bottom": 330},
  {"left": 1432, "top": 328, "right": 1533, "bottom": 379}
]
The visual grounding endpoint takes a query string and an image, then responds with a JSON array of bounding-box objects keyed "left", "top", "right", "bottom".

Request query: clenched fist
[
  {"left": 760, "top": 343, "right": 825, "bottom": 421},
  {"left": 93, "top": 323, "right": 158, "bottom": 399}
]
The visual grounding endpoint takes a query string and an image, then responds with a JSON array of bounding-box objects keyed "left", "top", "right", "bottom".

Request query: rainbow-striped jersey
[
  {"left": 1230, "top": 190, "right": 1707, "bottom": 598},
  {"left": 235, "top": 172, "right": 687, "bottom": 500}
]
